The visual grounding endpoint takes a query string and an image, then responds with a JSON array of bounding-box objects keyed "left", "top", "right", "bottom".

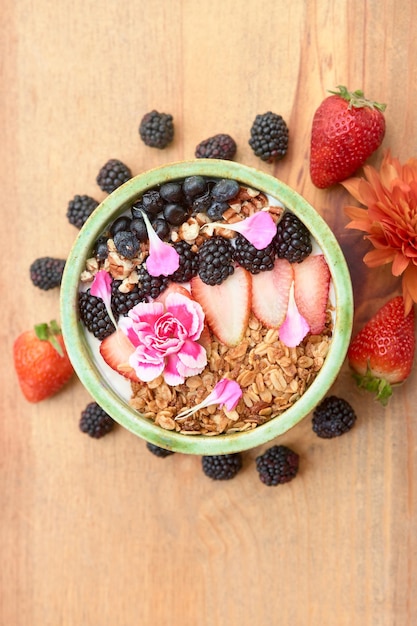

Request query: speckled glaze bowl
[{"left": 60, "top": 160, "right": 353, "bottom": 454}]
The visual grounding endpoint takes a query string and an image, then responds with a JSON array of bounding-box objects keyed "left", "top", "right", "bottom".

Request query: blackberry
[
  {"left": 168, "top": 241, "right": 199, "bottom": 283},
  {"left": 66, "top": 194, "right": 99, "bottom": 229},
  {"left": 312, "top": 396, "right": 357, "bottom": 439},
  {"left": 79, "top": 402, "right": 115, "bottom": 438},
  {"left": 256, "top": 445, "right": 299, "bottom": 486},
  {"left": 136, "top": 265, "right": 169, "bottom": 300},
  {"left": 249, "top": 111, "right": 289, "bottom": 162},
  {"left": 146, "top": 442, "right": 175, "bottom": 458},
  {"left": 111, "top": 280, "right": 144, "bottom": 317},
  {"left": 233, "top": 234, "right": 275, "bottom": 274},
  {"left": 139, "top": 110, "right": 174, "bottom": 149},
  {"left": 96, "top": 158, "right": 132, "bottom": 193},
  {"left": 202, "top": 453, "right": 243, "bottom": 480},
  {"left": 274, "top": 211, "right": 312, "bottom": 263},
  {"left": 78, "top": 290, "right": 116, "bottom": 340},
  {"left": 29, "top": 256, "right": 66, "bottom": 290},
  {"left": 113, "top": 230, "right": 140, "bottom": 259},
  {"left": 197, "top": 236, "right": 235, "bottom": 285},
  {"left": 195, "top": 133, "right": 237, "bottom": 160}
]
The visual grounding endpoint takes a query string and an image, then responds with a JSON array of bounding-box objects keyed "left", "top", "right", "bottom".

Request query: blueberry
[
  {"left": 211, "top": 179, "right": 240, "bottom": 202},
  {"left": 141, "top": 190, "right": 165, "bottom": 216},
  {"left": 159, "top": 182, "right": 183, "bottom": 203},
  {"left": 131, "top": 202, "right": 145, "bottom": 219},
  {"left": 152, "top": 218, "right": 170, "bottom": 240},
  {"left": 192, "top": 190, "right": 212, "bottom": 213},
  {"left": 130, "top": 217, "right": 148, "bottom": 242},
  {"left": 206, "top": 200, "right": 229, "bottom": 221},
  {"left": 94, "top": 236, "right": 109, "bottom": 260},
  {"left": 110, "top": 215, "right": 132, "bottom": 236},
  {"left": 182, "top": 176, "right": 207, "bottom": 200},
  {"left": 163, "top": 203, "right": 189, "bottom": 226},
  {"left": 113, "top": 230, "right": 140, "bottom": 258}
]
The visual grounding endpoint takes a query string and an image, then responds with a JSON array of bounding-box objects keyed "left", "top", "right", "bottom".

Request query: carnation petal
[
  {"left": 279, "top": 283, "right": 310, "bottom": 348},
  {"left": 139, "top": 209, "right": 180, "bottom": 277}
]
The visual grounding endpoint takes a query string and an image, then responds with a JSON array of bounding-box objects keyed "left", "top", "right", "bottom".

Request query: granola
[{"left": 130, "top": 311, "right": 332, "bottom": 435}]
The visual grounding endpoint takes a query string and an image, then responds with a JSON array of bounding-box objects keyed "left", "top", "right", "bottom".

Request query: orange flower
[{"left": 343, "top": 150, "right": 417, "bottom": 315}]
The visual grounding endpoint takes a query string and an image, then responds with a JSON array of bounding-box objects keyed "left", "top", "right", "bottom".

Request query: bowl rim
[{"left": 60, "top": 159, "right": 353, "bottom": 454}]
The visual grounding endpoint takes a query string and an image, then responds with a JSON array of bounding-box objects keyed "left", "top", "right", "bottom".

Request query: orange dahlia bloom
[{"left": 343, "top": 150, "right": 417, "bottom": 315}]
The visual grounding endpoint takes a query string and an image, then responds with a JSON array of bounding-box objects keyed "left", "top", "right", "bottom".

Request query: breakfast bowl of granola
[{"left": 60, "top": 160, "right": 353, "bottom": 454}]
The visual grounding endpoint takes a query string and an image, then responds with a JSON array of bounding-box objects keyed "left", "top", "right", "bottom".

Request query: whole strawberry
[
  {"left": 348, "top": 296, "right": 415, "bottom": 405},
  {"left": 13, "top": 320, "right": 74, "bottom": 403},
  {"left": 310, "top": 85, "right": 386, "bottom": 189}
]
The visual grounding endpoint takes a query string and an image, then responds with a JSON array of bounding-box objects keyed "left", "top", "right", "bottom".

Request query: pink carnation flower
[{"left": 118, "top": 292, "right": 207, "bottom": 385}]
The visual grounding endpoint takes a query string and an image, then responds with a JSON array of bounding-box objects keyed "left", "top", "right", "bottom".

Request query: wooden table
[{"left": 2, "top": 1, "right": 417, "bottom": 624}]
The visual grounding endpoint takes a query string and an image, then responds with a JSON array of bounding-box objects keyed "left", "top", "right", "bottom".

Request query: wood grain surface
[{"left": 2, "top": 1, "right": 417, "bottom": 624}]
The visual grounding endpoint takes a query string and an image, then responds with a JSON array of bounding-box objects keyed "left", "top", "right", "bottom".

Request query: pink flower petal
[
  {"left": 177, "top": 339, "right": 208, "bottom": 371},
  {"left": 175, "top": 378, "right": 242, "bottom": 420},
  {"left": 90, "top": 269, "right": 118, "bottom": 329},
  {"left": 139, "top": 209, "right": 180, "bottom": 277},
  {"left": 279, "top": 283, "right": 310, "bottom": 347},
  {"left": 205, "top": 211, "right": 277, "bottom": 250},
  {"left": 164, "top": 292, "right": 205, "bottom": 340},
  {"left": 163, "top": 354, "right": 186, "bottom": 386}
]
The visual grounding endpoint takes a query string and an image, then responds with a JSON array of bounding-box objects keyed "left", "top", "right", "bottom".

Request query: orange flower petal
[
  {"left": 391, "top": 252, "right": 410, "bottom": 276},
  {"left": 363, "top": 248, "right": 395, "bottom": 267}
]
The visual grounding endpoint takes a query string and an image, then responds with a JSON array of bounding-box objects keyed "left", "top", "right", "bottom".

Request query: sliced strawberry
[
  {"left": 251, "top": 258, "right": 293, "bottom": 328},
  {"left": 293, "top": 254, "right": 331, "bottom": 334},
  {"left": 190, "top": 266, "right": 251, "bottom": 347},
  {"left": 156, "top": 282, "right": 191, "bottom": 305},
  {"left": 99, "top": 329, "right": 140, "bottom": 382}
]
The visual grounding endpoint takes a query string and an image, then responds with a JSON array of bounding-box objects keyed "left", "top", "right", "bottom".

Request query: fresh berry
[
  {"left": 111, "top": 280, "right": 144, "bottom": 317},
  {"left": 251, "top": 258, "right": 293, "bottom": 328},
  {"left": 151, "top": 217, "right": 170, "bottom": 240},
  {"left": 79, "top": 402, "right": 115, "bottom": 438},
  {"left": 255, "top": 445, "right": 299, "bottom": 486},
  {"left": 99, "top": 329, "right": 139, "bottom": 382},
  {"left": 197, "top": 236, "right": 235, "bottom": 286},
  {"left": 29, "top": 256, "right": 66, "bottom": 290},
  {"left": 155, "top": 282, "right": 193, "bottom": 306},
  {"left": 168, "top": 241, "right": 199, "bottom": 283},
  {"left": 139, "top": 110, "right": 174, "bottom": 149},
  {"left": 312, "top": 396, "right": 357, "bottom": 438},
  {"left": 293, "top": 254, "right": 331, "bottom": 334},
  {"left": 248, "top": 112, "right": 289, "bottom": 162},
  {"left": 110, "top": 215, "right": 132, "bottom": 236},
  {"left": 96, "top": 158, "right": 132, "bottom": 193},
  {"left": 146, "top": 442, "right": 175, "bottom": 457},
  {"left": 78, "top": 290, "right": 116, "bottom": 340},
  {"left": 211, "top": 178, "right": 240, "bottom": 202},
  {"left": 66, "top": 194, "right": 99, "bottom": 229},
  {"left": 133, "top": 190, "right": 164, "bottom": 217},
  {"left": 191, "top": 266, "right": 251, "bottom": 347},
  {"left": 182, "top": 175, "right": 207, "bottom": 200},
  {"left": 113, "top": 230, "right": 140, "bottom": 259},
  {"left": 93, "top": 236, "right": 109, "bottom": 260},
  {"left": 310, "top": 86, "right": 386, "bottom": 188},
  {"left": 136, "top": 265, "right": 169, "bottom": 300},
  {"left": 13, "top": 321, "right": 74, "bottom": 403},
  {"left": 206, "top": 200, "right": 229, "bottom": 221},
  {"left": 347, "top": 296, "right": 415, "bottom": 405},
  {"left": 201, "top": 453, "right": 242, "bottom": 480},
  {"left": 130, "top": 217, "right": 148, "bottom": 242},
  {"left": 274, "top": 211, "right": 312, "bottom": 263},
  {"left": 233, "top": 234, "right": 275, "bottom": 274},
  {"left": 163, "top": 203, "right": 189, "bottom": 226},
  {"left": 159, "top": 182, "right": 183, "bottom": 203},
  {"left": 195, "top": 134, "right": 237, "bottom": 160}
]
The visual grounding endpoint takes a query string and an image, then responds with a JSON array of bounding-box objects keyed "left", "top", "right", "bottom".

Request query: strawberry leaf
[
  {"left": 34, "top": 320, "right": 64, "bottom": 357},
  {"left": 351, "top": 368, "right": 393, "bottom": 406}
]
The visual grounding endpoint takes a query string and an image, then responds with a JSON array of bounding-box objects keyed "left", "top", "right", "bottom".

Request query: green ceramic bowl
[{"left": 60, "top": 160, "right": 353, "bottom": 454}]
